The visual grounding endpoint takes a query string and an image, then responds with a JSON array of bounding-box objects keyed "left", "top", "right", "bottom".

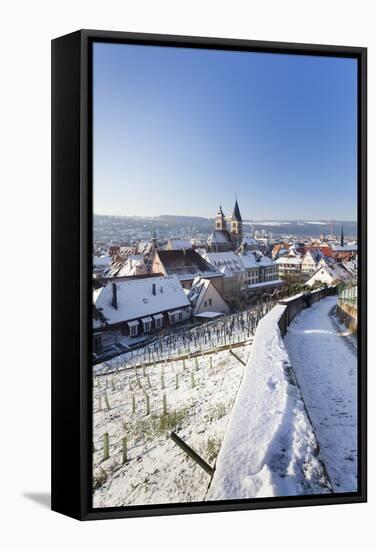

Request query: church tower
[
  {"left": 230, "top": 199, "right": 243, "bottom": 248},
  {"left": 215, "top": 205, "right": 227, "bottom": 231}
]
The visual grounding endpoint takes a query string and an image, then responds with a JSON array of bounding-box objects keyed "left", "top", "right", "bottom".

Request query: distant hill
[
  {"left": 94, "top": 214, "right": 357, "bottom": 239},
  {"left": 242, "top": 220, "right": 357, "bottom": 238}
]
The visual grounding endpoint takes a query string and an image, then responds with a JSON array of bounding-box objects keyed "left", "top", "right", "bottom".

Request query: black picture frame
[{"left": 51, "top": 29, "right": 367, "bottom": 520}]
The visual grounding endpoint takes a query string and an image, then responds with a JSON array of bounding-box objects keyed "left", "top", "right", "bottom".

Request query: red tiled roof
[{"left": 304, "top": 246, "right": 333, "bottom": 257}]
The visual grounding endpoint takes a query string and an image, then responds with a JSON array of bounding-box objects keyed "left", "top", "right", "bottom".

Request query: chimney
[
  {"left": 152, "top": 283, "right": 156, "bottom": 296},
  {"left": 112, "top": 283, "right": 118, "bottom": 309}
]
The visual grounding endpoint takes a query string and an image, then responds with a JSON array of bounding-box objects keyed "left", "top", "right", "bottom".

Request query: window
[
  {"left": 130, "top": 325, "right": 138, "bottom": 336},
  {"left": 204, "top": 300, "right": 207, "bottom": 307},
  {"left": 155, "top": 318, "right": 162, "bottom": 328},
  {"left": 143, "top": 322, "right": 151, "bottom": 333},
  {"left": 178, "top": 312, "right": 183, "bottom": 321},
  {"left": 208, "top": 298, "right": 212, "bottom": 306}
]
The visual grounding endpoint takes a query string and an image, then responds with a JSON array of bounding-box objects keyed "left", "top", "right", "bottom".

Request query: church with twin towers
[{"left": 207, "top": 199, "right": 243, "bottom": 253}]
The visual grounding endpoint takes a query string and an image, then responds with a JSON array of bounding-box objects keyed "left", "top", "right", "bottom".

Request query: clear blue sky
[{"left": 93, "top": 42, "right": 357, "bottom": 221}]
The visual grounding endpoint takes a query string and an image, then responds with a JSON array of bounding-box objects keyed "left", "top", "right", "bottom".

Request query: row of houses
[
  {"left": 274, "top": 244, "right": 357, "bottom": 275},
  {"left": 92, "top": 244, "right": 282, "bottom": 355}
]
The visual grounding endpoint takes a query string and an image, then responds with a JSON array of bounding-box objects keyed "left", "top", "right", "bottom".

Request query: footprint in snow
[{"left": 267, "top": 378, "right": 278, "bottom": 391}]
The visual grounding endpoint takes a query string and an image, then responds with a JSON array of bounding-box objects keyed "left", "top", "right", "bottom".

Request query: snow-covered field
[
  {"left": 285, "top": 296, "right": 358, "bottom": 493},
  {"left": 93, "top": 343, "right": 251, "bottom": 507}
]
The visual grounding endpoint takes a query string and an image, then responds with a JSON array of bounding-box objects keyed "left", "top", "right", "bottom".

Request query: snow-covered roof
[
  {"left": 342, "top": 259, "right": 358, "bottom": 277},
  {"left": 306, "top": 263, "right": 356, "bottom": 286},
  {"left": 93, "top": 255, "right": 112, "bottom": 268},
  {"left": 204, "top": 251, "right": 245, "bottom": 275},
  {"left": 187, "top": 276, "right": 209, "bottom": 308},
  {"left": 93, "top": 275, "right": 190, "bottom": 327},
  {"left": 157, "top": 249, "right": 222, "bottom": 281},
  {"left": 195, "top": 311, "right": 224, "bottom": 319},
  {"left": 238, "top": 254, "right": 259, "bottom": 269},
  {"left": 116, "top": 256, "right": 146, "bottom": 277},
  {"left": 240, "top": 251, "right": 275, "bottom": 269},
  {"left": 275, "top": 256, "right": 302, "bottom": 265},
  {"left": 302, "top": 249, "right": 325, "bottom": 264},
  {"left": 241, "top": 236, "right": 258, "bottom": 247}
]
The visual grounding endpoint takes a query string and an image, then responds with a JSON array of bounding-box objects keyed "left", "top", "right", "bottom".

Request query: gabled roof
[
  {"left": 275, "top": 256, "right": 302, "bottom": 265},
  {"left": 241, "top": 236, "right": 258, "bottom": 247},
  {"left": 306, "top": 262, "right": 355, "bottom": 286},
  {"left": 303, "top": 249, "right": 324, "bottom": 264},
  {"left": 304, "top": 245, "right": 333, "bottom": 257},
  {"left": 116, "top": 256, "right": 146, "bottom": 277},
  {"left": 232, "top": 199, "right": 242, "bottom": 221},
  {"left": 188, "top": 277, "right": 210, "bottom": 310},
  {"left": 240, "top": 251, "right": 276, "bottom": 268},
  {"left": 156, "top": 249, "right": 222, "bottom": 280},
  {"left": 207, "top": 229, "right": 232, "bottom": 245},
  {"left": 188, "top": 276, "right": 228, "bottom": 314},
  {"left": 93, "top": 275, "right": 190, "bottom": 327}
]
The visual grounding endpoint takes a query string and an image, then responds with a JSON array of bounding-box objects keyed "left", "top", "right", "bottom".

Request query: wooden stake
[{"left": 103, "top": 433, "right": 109, "bottom": 461}]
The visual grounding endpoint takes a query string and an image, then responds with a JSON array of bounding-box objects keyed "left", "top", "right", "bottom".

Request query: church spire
[
  {"left": 340, "top": 225, "right": 344, "bottom": 247},
  {"left": 215, "top": 205, "right": 226, "bottom": 231},
  {"left": 232, "top": 198, "right": 242, "bottom": 222}
]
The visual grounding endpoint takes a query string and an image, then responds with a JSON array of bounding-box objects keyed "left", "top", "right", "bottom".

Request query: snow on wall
[{"left": 207, "top": 303, "right": 331, "bottom": 500}]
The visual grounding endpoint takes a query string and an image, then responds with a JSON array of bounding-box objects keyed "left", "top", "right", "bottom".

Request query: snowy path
[
  {"left": 208, "top": 305, "right": 331, "bottom": 501},
  {"left": 284, "top": 296, "right": 357, "bottom": 493}
]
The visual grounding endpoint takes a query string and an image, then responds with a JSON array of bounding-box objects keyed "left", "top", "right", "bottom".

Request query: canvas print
[{"left": 92, "top": 43, "right": 358, "bottom": 508}]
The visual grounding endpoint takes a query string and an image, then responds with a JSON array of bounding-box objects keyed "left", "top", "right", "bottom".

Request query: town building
[
  {"left": 240, "top": 251, "right": 279, "bottom": 285},
  {"left": 275, "top": 255, "right": 303, "bottom": 275},
  {"left": 301, "top": 249, "right": 326, "bottom": 273},
  {"left": 331, "top": 244, "right": 358, "bottom": 262},
  {"left": 187, "top": 276, "right": 230, "bottom": 318},
  {"left": 305, "top": 262, "right": 356, "bottom": 287},
  {"left": 93, "top": 275, "right": 192, "bottom": 352},
  {"left": 237, "top": 235, "right": 260, "bottom": 253}
]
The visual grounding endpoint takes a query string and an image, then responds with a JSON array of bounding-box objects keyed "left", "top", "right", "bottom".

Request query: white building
[
  {"left": 301, "top": 249, "right": 325, "bottom": 273},
  {"left": 188, "top": 276, "right": 229, "bottom": 318},
  {"left": 275, "top": 255, "right": 303, "bottom": 274},
  {"left": 305, "top": 263, "right": 356, "bottom": 288},
  {"left": 202, "top": 250, "right": 246, "bottom": 296},
  {"left": 93, "top": 275, "right": 191, "bottom": 345}
]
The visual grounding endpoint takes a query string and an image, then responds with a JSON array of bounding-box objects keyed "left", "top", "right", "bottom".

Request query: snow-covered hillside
[
  {"left": 93, "top": 344, "right": 250, "bottom": 507},
  {"left": 92, "top": 294, "right": 357, "bottom": 506}
]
